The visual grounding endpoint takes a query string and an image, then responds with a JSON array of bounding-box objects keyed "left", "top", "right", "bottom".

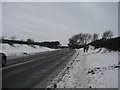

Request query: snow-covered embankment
[
  {"left": 1, "top": 44, "right": 57, "bottom": 59},
  {"left": 47, "top": 46, "right": 119, "bottom": 88}
]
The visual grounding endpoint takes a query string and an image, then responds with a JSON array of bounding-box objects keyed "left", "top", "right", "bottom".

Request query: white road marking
[
  {"left": 67, "top": 53, "right": 73, "bottom": 56},
  {"left": 0, "top": 56, "right": 46, "bottom": 71},
  {"left": 0, "top": 50, "right": 72, "bottom": 71}
]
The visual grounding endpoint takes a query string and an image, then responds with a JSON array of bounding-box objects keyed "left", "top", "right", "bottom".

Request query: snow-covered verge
[
  {"left": 47, "top": 46, "right": 119, "bottom": 88},
  {"left": 0, "top": 44, "right": 58, "bottom": 59}
]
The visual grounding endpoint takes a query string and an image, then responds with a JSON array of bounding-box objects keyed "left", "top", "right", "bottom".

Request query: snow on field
[
  {"left": 47, "top": 46, "right": 119, "bottom": 88},
  {"left": 0, "top": 44, "right": 57, "bottom": 59},
  {"left": 85, "top": 46, "right": 118, "bottom": 88}
]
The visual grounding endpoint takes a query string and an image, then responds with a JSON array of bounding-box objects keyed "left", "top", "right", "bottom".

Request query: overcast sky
[{"left": 2, "top": 2, "right": 118, "bottom": 45}]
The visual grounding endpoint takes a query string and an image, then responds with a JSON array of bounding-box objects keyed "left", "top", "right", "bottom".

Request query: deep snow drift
[
  {"left": 1, "top": 44, "right": 57, "bottom": 59},
  {"left": 47, "top": 46, "right": 119, "bottom": 88}
]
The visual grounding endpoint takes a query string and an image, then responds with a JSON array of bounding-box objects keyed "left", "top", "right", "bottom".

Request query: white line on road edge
[
  {"left": 44, "top": 50, "right": 78, "bottom": 88},
  {"left": 0, "top": 57, "right": 46, "bottom": 71},
  {"left": 0, "top": 50, "right": 69, "bottom": 71}
]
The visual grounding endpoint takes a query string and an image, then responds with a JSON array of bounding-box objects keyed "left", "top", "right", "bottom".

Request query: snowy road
[{"left": 2, "top": 49, "right": 76, "bottom": 88}]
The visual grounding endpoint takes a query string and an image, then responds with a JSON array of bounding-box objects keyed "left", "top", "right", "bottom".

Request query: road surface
[{"left": 2, "top": 49, "right": 76, "bottom": 88}]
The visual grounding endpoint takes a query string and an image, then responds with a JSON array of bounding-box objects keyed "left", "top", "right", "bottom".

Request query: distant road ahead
[{"left": 3, "top": 49, "right": 76, "bottom": 88}]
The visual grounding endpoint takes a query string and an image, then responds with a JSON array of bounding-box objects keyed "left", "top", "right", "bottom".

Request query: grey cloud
[{"left": 2, "top": 2, "right": 118, "bottom": 45}]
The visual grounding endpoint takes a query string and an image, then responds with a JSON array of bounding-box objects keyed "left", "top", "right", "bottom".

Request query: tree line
[
  {"left": 90, "top": 37, "right": 120, "bottom": 51},
  {"left": 68, "top": 30, "right": 117, "bottom": 49},
  {"left": 1, "top": 38, "right": 61, "bottom": 49}
]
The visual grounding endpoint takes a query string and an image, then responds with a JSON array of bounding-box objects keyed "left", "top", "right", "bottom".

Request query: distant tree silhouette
[
  {"left": 10, "top": 36, "right": 16, "bottom": 40},
  {"left": 83, "top": 33, "right": 92, "bottom": 44},
  {"left": 2, "top": 38, "right": 61, "bottom": 49},
  {"left": 92, "top": 33, "right": 99, "bottom": 41},
  {"left": 68, "top": 33, "right": 92, "bottom": 48},
  {"left": 68, "top": 34, "right": 80, "bottom": 48},
  {"left": 40, "top": 41, "right": 60, "bottom": 48},
  {"left": 102, "top": 30, "right": 113, "bottom": 39}
]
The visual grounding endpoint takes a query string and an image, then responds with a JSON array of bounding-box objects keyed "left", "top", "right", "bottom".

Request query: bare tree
[
  {"left": 92, "top": 33, "right": 99, "bottom": 41},
  {"left": 102, "top": 30, "right": 113, "bottom": 39},
  {"left": 82, "top": 33, "right": 92, "bottom": 45},
  {"left": 10, "top": 36, "right": 16, "bottom": 40},
  {"left": 68, "top": 33, "right": 92, "bottom": 48},
  {"left": 68, "top": 34, "right": 80, "bottom": 48}
]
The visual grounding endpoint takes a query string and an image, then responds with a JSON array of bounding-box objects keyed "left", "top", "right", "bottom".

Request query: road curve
[{"left": 3, "top": 49, "right": 76, "bottom": 88}]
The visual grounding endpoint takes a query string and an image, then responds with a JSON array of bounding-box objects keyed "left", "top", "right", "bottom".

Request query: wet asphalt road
[{"left": 2, "top": 49, "right": 76, "bottom": 88}]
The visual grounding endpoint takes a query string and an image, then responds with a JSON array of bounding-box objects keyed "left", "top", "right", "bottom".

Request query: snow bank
[
  {"left": 48, "top": 46, "right": 119, "bottom": 88},
  {"left": 86, "top": 47, "right": 118, "bottom": 88},
  {"left": 86, "top": 46, "right": 118, "bottom": 67},
  {"left": 1, "top": 44, "right": 57, "bottom": 59}
]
